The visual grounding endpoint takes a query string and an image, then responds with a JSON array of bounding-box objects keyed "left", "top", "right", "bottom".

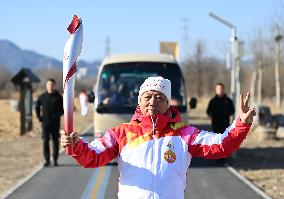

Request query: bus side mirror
[
  {"left": 87, "top": 91, "right": 95, "bottom": 103},
  {"left": 189, "top": 97, "right": 197, "bottom": 109}
]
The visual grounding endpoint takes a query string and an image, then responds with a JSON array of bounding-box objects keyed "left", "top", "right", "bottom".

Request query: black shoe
[
  {"left": 44, "top": 161, "right": 50, "bottom": 167},
  {"left": 53, "top": 161, "right": 58, "bottom": 166}
]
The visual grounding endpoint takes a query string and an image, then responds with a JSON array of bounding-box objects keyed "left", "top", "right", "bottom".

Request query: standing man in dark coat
[
  {"left": 207, "top": 82, "right": 235, "bottom": 166},
  {"left": 36, "top": 79, "right": 64, "bottom": 167}
]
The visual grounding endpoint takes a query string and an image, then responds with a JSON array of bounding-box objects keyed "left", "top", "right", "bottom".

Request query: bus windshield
[{"left": 96, "top": 62, "right": 186, "bottom": 113}]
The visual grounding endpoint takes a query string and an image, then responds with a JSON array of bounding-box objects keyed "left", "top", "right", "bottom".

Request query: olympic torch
[{"left": 63, "top": 15, "right": 83, "bottom": 155}]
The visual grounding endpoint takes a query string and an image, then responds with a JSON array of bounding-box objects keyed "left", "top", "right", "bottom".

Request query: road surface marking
[
  {"left": 80, "top": 169, "right": 99, "bottom": 199},
  {"left": 90, "top": 167, "right": 107, "bottom": 198},
  {"left": 80, "top": 166, "right": 112, "bottom": 199},
  {"left": 96, "top": 166, "right": 113, "bottom": 199}
]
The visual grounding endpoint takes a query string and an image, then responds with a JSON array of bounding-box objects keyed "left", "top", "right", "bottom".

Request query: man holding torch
[{"left": 61, "top": 75, "right": 256, "bottom": 198}]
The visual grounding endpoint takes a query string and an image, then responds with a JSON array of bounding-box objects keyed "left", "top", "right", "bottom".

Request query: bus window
[{"left": 96, "top": 62, "right": 187, "bottom": 113}]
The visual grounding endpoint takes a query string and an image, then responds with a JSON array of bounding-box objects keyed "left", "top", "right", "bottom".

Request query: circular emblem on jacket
[{"left": 164, "top": 150, "right": 176, "bottom": 163}]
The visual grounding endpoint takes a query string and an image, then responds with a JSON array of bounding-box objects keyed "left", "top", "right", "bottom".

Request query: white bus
[{"left": 93, "top": 53, "right": 196, "bottom": 138}]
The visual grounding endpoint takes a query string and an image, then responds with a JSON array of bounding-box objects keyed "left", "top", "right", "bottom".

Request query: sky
[{"left": 0, "top": 0, "right": 283, "bottom": 62}]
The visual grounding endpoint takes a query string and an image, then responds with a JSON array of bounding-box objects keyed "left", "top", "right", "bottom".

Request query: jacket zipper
[{"left": 150, "top": 115, "right": 158, "bottom": 198}]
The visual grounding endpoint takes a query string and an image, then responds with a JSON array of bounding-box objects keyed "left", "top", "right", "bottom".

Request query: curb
[
  {"left": 0, "top": 123, "right": 93, "bottom": 199},
  {"left": 225, "top": 164, "right": 273, "bottom": 199}
]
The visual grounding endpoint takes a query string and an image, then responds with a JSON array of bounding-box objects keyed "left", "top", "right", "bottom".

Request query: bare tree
[
  {"left": 249, "top": 29, "right": 266, "bottom": 105},
  {"left": 0, "top": 65, "right": 13, "bottom": 98},
  {"left": 273, "top": 25, "right": 283, "bottom": 107},
  {"left": 34, "top": 67, "right": 95, "bottom": 96},
  {"left": 35, "top": 67, "right": 63, "bottom": 92},
  {"left": 193, "top": 40, "right": 206, "bottom": 97},
  {"left": 182, "top": 45, "right": 229, "bottom": 99}
]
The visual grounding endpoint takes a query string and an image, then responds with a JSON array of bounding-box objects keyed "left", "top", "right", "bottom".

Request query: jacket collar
[{"left": 131, "top": 105, "right": 181, "bottom": 132}]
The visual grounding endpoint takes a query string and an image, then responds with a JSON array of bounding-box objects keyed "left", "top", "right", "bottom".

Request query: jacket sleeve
[
  {"left": 182, "top": 118, "right": 251, "bottom": 159},
  {"left": 71, "top": 129, "right": 119, "bottom": 168},
  {"left": 58, "top": 93, "right": 64, "bottom": 116},
  {"left": 206, "top": 99, "right": 213, "bottom": 117},
  {"left": 228, "top": 98, "right": 235, "bottom": 116},
  {"left": 35, "top": 96, "right": 41, "bottom": 120}
]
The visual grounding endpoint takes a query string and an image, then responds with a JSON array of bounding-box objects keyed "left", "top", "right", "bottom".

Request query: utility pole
[
  {"left": 235, "top": 40, "right": 240, "bottom": 113},
  {"left": 209, "top": 12, "right": 239, "bottom": 118},
  {"left": 181, "top": 18, "right": 190, "bottom": 60},
  {"left": 105, "top": 36, "right": 111, "bottom": 57},
  {"left": 274, "top": 26, "right": 282, "bottom": 107}
]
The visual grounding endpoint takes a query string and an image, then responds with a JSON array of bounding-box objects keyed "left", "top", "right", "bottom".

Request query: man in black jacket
[
  {"left": 207, "top": 82, "right": 235, "bottom": 166},
  {"left": 36, "top": 79, "right": 64, "bottom": 167}
]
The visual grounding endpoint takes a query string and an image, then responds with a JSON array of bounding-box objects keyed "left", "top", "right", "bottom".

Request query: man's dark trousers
[{"left": 42, "top": 123, "right": 60, "bottom": 164}]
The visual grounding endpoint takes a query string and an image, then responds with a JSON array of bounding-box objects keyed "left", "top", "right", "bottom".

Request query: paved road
[
  {"left": 105, "top": 158, "right": 264, "bottom": 199},
  {"left": 5, "top": 134, "right": 265, "bottom": 199}
]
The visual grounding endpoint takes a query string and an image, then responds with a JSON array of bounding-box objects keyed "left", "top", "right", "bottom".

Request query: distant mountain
[{"left": 0, "top": 40, "right": 101, "bottom": 77}]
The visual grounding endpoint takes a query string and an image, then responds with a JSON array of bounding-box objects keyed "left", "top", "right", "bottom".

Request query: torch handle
[
  {"left": 66, "top": 145, "right": 73, "bottom": 155},
  {"left": 64, "top": 114, "right": 74, "bottom": 155},
  {"left": 64, "top": 91, "right": 74, "bottom": 155}
]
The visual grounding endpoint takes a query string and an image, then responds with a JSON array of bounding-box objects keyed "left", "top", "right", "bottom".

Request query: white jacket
[{"left": 72, "top": 106, "right": 251, "bottom": 199}]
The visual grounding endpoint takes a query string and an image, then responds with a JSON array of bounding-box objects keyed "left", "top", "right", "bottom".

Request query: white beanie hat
[{"left": 138, "top": 76, "right": 171, "bottom": 103}]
